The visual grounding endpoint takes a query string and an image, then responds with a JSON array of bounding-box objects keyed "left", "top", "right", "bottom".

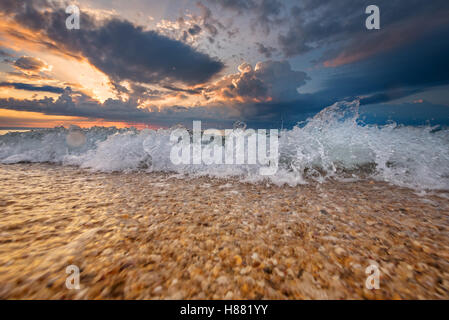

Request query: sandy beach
[{"left": 0, "top": 163, "right": 448, "bottom": 299}]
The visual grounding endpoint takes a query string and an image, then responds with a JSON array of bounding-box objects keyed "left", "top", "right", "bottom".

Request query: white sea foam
[{"left": 1, "top": 100, "right": 448, "bottom": 190}]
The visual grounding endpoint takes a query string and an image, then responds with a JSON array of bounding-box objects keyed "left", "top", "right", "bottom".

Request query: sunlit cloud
[{"left": 0, "top": 0, "right": 448, "bottom": 128}]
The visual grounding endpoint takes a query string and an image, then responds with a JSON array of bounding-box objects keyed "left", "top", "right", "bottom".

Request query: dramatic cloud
[
  {"left": 205, "top": 60, "right": 309, "bottom": 102},
  {"left": 14, "top": 56, "right": 43, "bottom": 71},
  {"left": 0, "top": 89, "right": 239, "bottom": 127},
  {"left": 188, "top": 24, "right": 202, "bottom": 36},
  {"left": 322, "top": 24, "right": 449, "bottom": 104},
  {"left": 209, "top": 0, "right": 285, "bottom": 34},
  {"left": 256, "top": 43, "right": 277, "bottom": 58},
  {"left": 0, "top": 59, "right": 313, "bottom": 126},
  {"left": 279, "top": 0, "right": 449, "bottom": 58},
  {"left": 13, "top": 56, "right": 49, "bottom": 74},
  {"left": 157, "top": 2, "right": 229, "bottom": 46},
  {"left": 0, "top": 82, "right": 64, "bottom": 94},
  {"left": 0, "top": 0, "right": 224, "bottom": 86},
  {"left": 196, "top": 2, "right": 225, "bottom": 37},
  {"left": 65, "top": 19, "right": 223, "bottom": 85},
  {"left": 1, "top": 0, "right": 448, "bottom": 128},
  {"left": 0, "top": 49, "right": 13, "bottom": 57}
]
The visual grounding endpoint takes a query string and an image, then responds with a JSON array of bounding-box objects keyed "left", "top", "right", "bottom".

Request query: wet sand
[{"left": 0, "top": 163, "right": 448, "bottom": 299}]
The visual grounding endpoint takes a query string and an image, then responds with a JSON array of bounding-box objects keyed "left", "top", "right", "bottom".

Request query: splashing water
[{"left": 1, "top": 100, "right": 448, "bottom": 190}]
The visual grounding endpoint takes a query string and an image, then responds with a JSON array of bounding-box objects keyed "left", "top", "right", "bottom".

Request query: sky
[{"left": 0, "top": 0, "right": 449, "bottom": 129}]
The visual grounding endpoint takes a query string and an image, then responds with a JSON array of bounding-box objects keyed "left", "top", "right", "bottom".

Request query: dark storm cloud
[
  {"left": 255, "top": 42, "right": 276, "bottom": 58},
  {"left": 240, "top": 22, "right": 449, "bottom": 125},
  {"left": 209, "top": 0, "right": 253, "bottom": 12},
  {"left": 210, "top": 0, "right": 449, "bottom": 59},
  {"left": 0, "top": 94, "right": 150, "bottom": 122},
  {"left": 66, "top": 19, "right": 223, "bottom": 85},
  {"left": 0, "top": 82, "right": 64, "bottom": 94},
  {"left": 13, "top": 56, "right": 46, "bottom": 71},
  {"left": 2, "top": 0, "right": 448, "bottom": 128},
  {"left": 245, "top": 23, "right": 449, "bottom": 124},
  {"left": 0, "top": 89, "right": 313, "bottom": 128},
  {"left": 206, "top": 60, "right": 309, "bottom": 102},
  {"left": 0, "top": 49, "right": 13, "bottom": 58},
  {"left": 279, "top": 0, "right": 449, "bottom": 57},
  {"left": 216, "top": 21, "right": 449, "bottom": 125},
  {"left": 196, "top": 2, "right": 226, "bottom": 37},
  {"left": 209, "top": 0, "right": 284, "bottom": 34},
  {"left": 1, "top": 0, "right": 224, "bottom": 85},
  {"left": 0, "top": 90, "right": 238, "bottom": 126},
  {"left": 188, "top": 25, "right": 202, "bottom": 36},
  {"left": 162, "top": 85, "right": 202, "bottom": 95},
  {"left": 322, "top": 24, "right": 449, "bottom": 104},
  {"left": 0, "top": 60, "right": 313, "bottom": 127}
]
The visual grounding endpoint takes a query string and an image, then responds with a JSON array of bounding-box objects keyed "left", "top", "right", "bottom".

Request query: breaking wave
[{"left": 1, "top": 100, "right": 449, "bottom": 190}]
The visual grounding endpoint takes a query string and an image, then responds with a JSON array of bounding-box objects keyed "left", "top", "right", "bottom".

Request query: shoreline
[{"left": 0, "top": 164, "right": 448, "bottom": 299}]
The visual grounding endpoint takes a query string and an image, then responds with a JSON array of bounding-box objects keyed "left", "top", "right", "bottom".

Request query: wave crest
[{"left": 1, "top": 100, "right": 449, "bottom": 190}]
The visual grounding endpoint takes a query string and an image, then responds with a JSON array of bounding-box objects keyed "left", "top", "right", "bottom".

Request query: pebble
[{"left": 0, "top": 165, "right": 448, "bottom": 300}]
